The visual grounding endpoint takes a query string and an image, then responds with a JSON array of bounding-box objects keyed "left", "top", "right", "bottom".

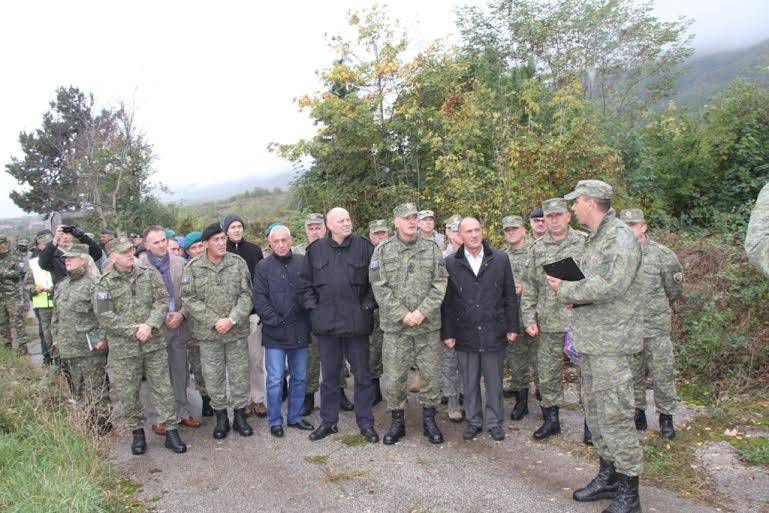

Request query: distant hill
[{"left": 159, "top": 170, "right": 296, "bottom": 205}]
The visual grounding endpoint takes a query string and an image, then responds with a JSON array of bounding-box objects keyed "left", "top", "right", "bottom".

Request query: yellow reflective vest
[{"left": 28, "top": 257, "right": 54, "bottom": 309}]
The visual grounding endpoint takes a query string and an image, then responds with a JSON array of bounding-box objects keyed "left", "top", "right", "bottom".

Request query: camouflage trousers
[
  {"left": 187, "top": 342, "right": 207, "bottom": 395},
  {"left": 34, "top": 307, "right": 53, "bottom": 358},
  {"left": 199, "top": 337, "right": 250, "bottom": 410},
  {"left": 306, "top": 335, "right": 350, "bottom": 394},
  {"left": 65, "top": 354, "right": 110, "bottom": 416},
  {"left": 537, "top": 331, "right": 567, "bottom": 407},
  {"left": 630, "top": 335, "right": 678, "bottom": 415},
  {"left": 580, "top": 354, "right": 643, "bottom": 476},
  {"left": 441, "top": 345, "right": 463, "bottom": 397},
  {"left": 111, "top": 348, "right": 177, "bottom": 430},
  {"left": 505, "top": 332, "right": 538, "bottom": 391},
  {"left": 382, "top": 330, "right": 442, "bottom": 409},
  {"left": 369, "top": 317, "right": 384, "bottom": 380},
  {"left": 0, "top": 291, "right": 28, "bottom": 350}
]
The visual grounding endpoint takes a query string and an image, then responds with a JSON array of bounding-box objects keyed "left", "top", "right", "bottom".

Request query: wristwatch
[{"left": 229, "top": 317, "right": 237, "bottom": 326}]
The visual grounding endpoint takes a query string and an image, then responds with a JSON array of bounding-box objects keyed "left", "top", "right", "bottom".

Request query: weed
[
  {"left": 304, "top": 454, "right": 330, "bottom": 465},
  {"left": 334, "top": 433, "right": 369, "bottom": 447}
]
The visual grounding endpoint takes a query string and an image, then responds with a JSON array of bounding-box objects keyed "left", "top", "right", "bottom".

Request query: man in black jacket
[
  {"left": 224, "top": 214, "right": 268, "bottom": 418},
  {"left": 39, "top": 224, "right": 103, "bottom": 288},
  {"left": 441, "top": 217, "right": 519, "bottom": 442},
  {"left": 298, "top": 207, "right": 378, "bottom": 443}
]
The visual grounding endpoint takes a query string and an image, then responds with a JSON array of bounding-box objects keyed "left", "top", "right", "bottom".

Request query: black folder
[{"left": 543, "top": 257, "right": 585, "bottom": 281}]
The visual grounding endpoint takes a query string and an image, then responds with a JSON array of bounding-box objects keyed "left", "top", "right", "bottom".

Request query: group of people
[{"left": 0, "top": 177, "right": 696, "bottom": 513}]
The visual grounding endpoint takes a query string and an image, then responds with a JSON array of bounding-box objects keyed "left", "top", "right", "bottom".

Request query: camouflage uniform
[
  {"left": 95, "top": 239, "right": 176, "bottom": 430},
  {"left": 521, "top": 225, "right": 586, "bottom": 408},
  {"left": 370, "top": 230, "right": 448, "bottom": 409},
  {"left": 504, "top": 240, "right": 538, "bottom": 392},
  {"left": 746, "top": 182, "right": 769, "bottom": 276},
  {"left": 0, "top": 238, "right": 28, "bottom": 353},
  {"left": 181, "top": 252, "right": 253, "bottom": 410},
  {"left": 559, "top": 182, "right": 644, "bottom": 477}
]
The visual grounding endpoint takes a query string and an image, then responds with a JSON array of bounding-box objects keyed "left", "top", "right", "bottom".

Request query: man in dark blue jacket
[
  {"left": 441, "top": 217, "right": 519, "bottom": 442},
  {"left": 252, "top": 225, "right": 314, "bottom": 437}
]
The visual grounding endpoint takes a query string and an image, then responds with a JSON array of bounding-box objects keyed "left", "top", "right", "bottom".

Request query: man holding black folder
[{"left": 548, "top": 180, "right": 644, "bottom": 513}]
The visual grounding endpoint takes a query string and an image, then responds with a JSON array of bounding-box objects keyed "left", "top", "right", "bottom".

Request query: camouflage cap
[
  {"left": 368, "top": 219, "right": 388, "bottom": 233},
  {"left": 501, "top": 215, "right": 524, "bottom": 229},
  {"left": 620, "top": 208, "right": 645, "bottom": 224},
  {"left": 61, "top": 243, "right": 89, "bottom": 258},
  {"left": 105, "top": 236, "right": 134, "bottom": 255},
  {"left": 417, "top": 209, "right": 435, "bottom": 220},
  {"left": 35, "top": 232, "right": 53, "bottom": 245},
  {"left": 542, "top": 197, "right": 568, "bottom": 215},
  {"left": 444, "top": 214, "right": 461, "bottom": 227},
  {"left": 563, "top": 179, "right": 613, "bottom": 200},
  {"left": 17, "top": 239, "right": 30, "bottom": 246},
  {"left": 393, "top": 202, "right": 418, "bottom": 218},
  {"left": 0, "top": 235, "right": 8, "bottom": 244},
  {"left": 304, "top": 213, "right": 325, "bottom": 226}
]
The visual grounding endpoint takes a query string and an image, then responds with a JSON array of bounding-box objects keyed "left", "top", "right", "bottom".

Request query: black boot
[
  {"left": 301, "top": 393, "right": 315, "bottom": 416},
  {"left": 583, "top": 419, "right": 593, "bottom": 445},
  {"left": 213, "top": 409, "right": 230, "bottom": 439},
  {"left": 573, "top": 457, "right": 619, "bottom": 502},
  {"left": 164, "top": 429, "right": 187, "bottom": 453},
  {"left": 503, "top": 386, "right": 516, "bottom": 398},
  {"left": 533, "top": 406, "right": 560, "bottom": 440},
  {"left": 510, "top": 389, "right": 529, "bottom": 420},
  {"left": 383, "top": 410, "right": 406, "bottom": 445},
  {"left": 201, "top": 394, "right": 214, "bottom": 417},
  {"left": 339, "top": 388, "right": 354, "bottom": 411},
  {"left": 634, "top": 408, "right": 647, "bottom": 431},
  {"left": 659, "top": 413, "right": 676, "bottom": 439},
  {"left": 232, "top": 408, "right": 253, "bottom": 437},
  {"left": 601, "top": 473, "right": 640, "bottom": 513},
  {"left": 422, "top": 407, "right": 444, "bottom": 444},
  {"left": 372, "top": 378, "right": 383, "bottom": 406},
  {"left": 131, "top": 428, "right": 146, "bottom": 455}
]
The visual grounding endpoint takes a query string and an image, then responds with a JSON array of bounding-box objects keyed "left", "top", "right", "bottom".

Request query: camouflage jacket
[
  {"left": 521, "top": 229, "right": 586, "bottom": 332},
  {"left": 419, "top": 230, "right": 445, "bottom": 250},
  {"left": 51, "top": 270, "right": 105, "bottom": 359},
  {"left": 557, "top": 210, "right": 642, "bottom": 355},
  {"left": 637, "top": 239, "right": 684, "bottom": 335},
  {"left": 0, "top": 250, "right": 24, "bottom": 295},
  {"left": 746, "top": 182, "right": 769, "bottom": 277},
  {"left": 370, "top": 234, "right": 448, "bottom": 334},
  {"left": 181, "top": 252, "right": 252, "bottom": 343},
  {"left": 504, "top": 244, "right": 528, "bottom": 333},
  {"left": 95, "top": 262, "right": 169, "bottom": 359}
]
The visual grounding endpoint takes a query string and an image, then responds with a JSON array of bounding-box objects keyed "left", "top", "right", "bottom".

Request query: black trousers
[{"left": 316, "top": 335, "right": 374, "bottom": 429}]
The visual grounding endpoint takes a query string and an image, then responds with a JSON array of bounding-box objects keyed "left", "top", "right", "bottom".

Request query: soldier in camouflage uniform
[
  {"left": 746, "top": 182, "right": 769, "bottom": 276},
  {"left": 521, "top": 198, "right": 587, "bottom": 441},
  {"left": 96, "top": 236, "right": 186, "bottom": 455},
  {"left": 417, "top": 209, "right": 446, "bottom": 249},
  {"left": 551, "top": 180, "right": 644, "bottom": 513},
  {"left": 370, "top": 203, "right": 449, "bottom": 445},
  {"left": 181, "top": 223, "right": 254, "bottom": 440},
  {"left": 621, "top": 209, "right": 683, "bottom": 439},
  {"left": 527, "top": 207, "right": 547, "bottom": 243},
  {"left": 501, "top": 215, "right": 538, "bottom": 421},
  {"left": 0, "top": 234, "right": 29, "bottom": 355},
  {"left": 50, "top": 244, "right": 111, "bottom": 433},
  {"left": 368, "top": 219, "right": 390, "bottom": 405}
]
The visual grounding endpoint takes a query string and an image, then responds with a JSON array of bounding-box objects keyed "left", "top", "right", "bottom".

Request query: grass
[
  {"left": 304, "top": 454, "right": 330, "bottom": 465},
  {"left": 0, "top": 346, "right": 144, "bottom": 513},
  {"left": 321, "top": 469, "right": 368, "bottom": 483},
  {"left": 334, "top": 433, "right": 369, "bottom": 447}
]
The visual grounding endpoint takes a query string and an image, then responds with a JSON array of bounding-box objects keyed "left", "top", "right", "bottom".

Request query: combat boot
[
  {"left": 383, "top": 410, "right": 405, "bottom": 445},
  {"left": 131, "top": 428, "right": 146, "bottom": 455},
  {"left": 422, "top": 407, "right": 444, "bottom": 444},
  {"left": 201, "top": 394, "right": 214, "bottom": 417},
  {"left": 164, "top": 429, "right": 187, "bottom": 453},
  {"left": 372, "top": 378, "right": 383, "bottom": 406},
  {"left": 533, "top": 406, "right": 560, "bottom": 440},
  {"left": 232, "top": 408, "right": 253, "bottom": 437},
  {"left": 583, "top": 419, "right": 593, "bottom": 445},
  {"left": 447, "top": 395, "right": 463, "bottom": 422},
  {"left": 659, "top": 413, "right": 676, "bottom": 439},
  {"left": 301, "top": 393, "right": 315, "bottom": 416},
  {"left": 634, "top": 408, "right": 647, "bottom": 431},
  {"left": 573, "top": 457, "right": 619, "bottom": 501},
  {"left": 601, "top": 473, "right": 640, "bottom": 513},
  {"left": 510, "top": 389, "right": 529, "bottom": 420},
  {"left": 213, "top": 409, "right": 230, "bottom": 439},
  {"left": 339, "top": 388, "right": 355, "bottom": 411}
]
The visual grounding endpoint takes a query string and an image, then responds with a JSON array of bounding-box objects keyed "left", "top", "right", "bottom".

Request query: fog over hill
[{"left": 157, "top": 170, "right": 296, "bottom": 205}]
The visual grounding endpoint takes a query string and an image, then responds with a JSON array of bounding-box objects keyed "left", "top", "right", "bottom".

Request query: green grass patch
[
  {"left": 334, "top": 433, "right": 369, "bottom": 447},
  {"left": 304, "top": 454, "right": 330, "bottom": 465},
  {"left": 321, "top": 468, "right": 368, "bottom": 482}
]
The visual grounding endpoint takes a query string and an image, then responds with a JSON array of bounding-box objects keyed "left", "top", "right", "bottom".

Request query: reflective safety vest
[{"left": 28, "top": 257, "right": 54, "bottom": 309}]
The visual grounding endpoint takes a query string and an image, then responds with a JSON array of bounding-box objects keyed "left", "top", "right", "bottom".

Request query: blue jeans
[{"left": 265, "top": 346, "right": 308, "bottom": 427}]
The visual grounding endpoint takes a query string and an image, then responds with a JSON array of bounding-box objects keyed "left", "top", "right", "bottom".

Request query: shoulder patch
[
  {"left": 673, "top": 272, "right": 683, "bottom": 283},
  {"left": 181, "top": 275, "right": 190, "bottom": 284},
  {"left": 369, "top": 259, "right": 380, "bottom": 270}
]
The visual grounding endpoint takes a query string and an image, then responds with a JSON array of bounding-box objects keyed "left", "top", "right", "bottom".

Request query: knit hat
[{"left": 223, "top": 214, "right": 244, "bottom": 233}]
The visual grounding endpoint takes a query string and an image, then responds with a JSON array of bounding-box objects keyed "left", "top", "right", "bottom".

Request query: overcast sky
[{"left": 1, "top": 0, "right": 768, "bottom": 218}]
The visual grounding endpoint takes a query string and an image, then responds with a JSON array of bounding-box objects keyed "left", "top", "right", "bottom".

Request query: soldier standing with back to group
[
  {"left": 620, "top": 209, "right": 682, "bottom": 439},
  {"left": 370, "top": 203, "right": 449, "bottom": 445},
  {"left": 0, "top": 234, "right": 28, "bottom": 355}
]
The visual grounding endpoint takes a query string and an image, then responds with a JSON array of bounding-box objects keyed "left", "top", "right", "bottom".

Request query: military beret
[
  {"left": 564, "top": 179, "right": 613, "bottom": 200},
  {"left": 183, "top": 231, "right": 201, "bottom": 248},
  {"left": 105, "top": 236, "right": 134, "bottom": 255},
  {"left": 542, "top": 198, "right": 568, "bottom": 215},
  {"left": 417, "top": 210, "right": 435, "bottom": 220},
  {"left": 304, "top": 213, "right": 325, "bottom": 226},
  {"left": 201, "top": 223, "right": 224, "bottom": 242},
  {"left": 368, "top": 219, "right": 388, "bottom": 233},
  {"left": 393, "top": 203, "right": 418, "bottom": 218},
  {"left": 164, "top": 229, "right": 175, "bottom": 238},
  {"left": 101, "top": 228, "right": 114, "bottom": 235},
  {"left": 501, "top": 215, "right": 524, "bottom": 229},
  {"left": 529, "top": 208, "right": 544, "bottom": 219},
  {"left": 620, "top": 208, "right": 645, "bottom": 224},
  {"left": 61, "top": 243, "right": 89, "bottom": 258}
]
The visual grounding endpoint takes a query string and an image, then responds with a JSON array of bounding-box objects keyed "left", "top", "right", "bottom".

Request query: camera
[{"left": 61, "top": 226, "right": 75, "bottom": 234}]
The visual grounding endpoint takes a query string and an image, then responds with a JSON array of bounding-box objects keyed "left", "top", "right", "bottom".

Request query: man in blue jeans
[{"left": 252, "top": 225, "right": 314, "bottom": 437}]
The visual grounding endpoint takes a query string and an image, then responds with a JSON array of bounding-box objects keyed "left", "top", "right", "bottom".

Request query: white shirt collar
[{"left": 464, "top": 245, "right": 484, "bottom": 276}]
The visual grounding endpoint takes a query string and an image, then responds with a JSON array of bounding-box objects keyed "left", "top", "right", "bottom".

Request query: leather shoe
[
  {"left": 463, "top": 424, "right": 483, "bottom": 440},
  {"left": 339, "top": 389, "right": 354, "bottom": 411},
  {"left": 270, "top": 425, "right": 285, "bottom": 438},
  {"left": 181, "top": 416, "right": 201, "bottom": 428},
  {"left": 489, "top": 426, "right": 506, "bottom": 441},
  {"left": 308, "top": 424, "right": 338, "bottom": 441},
  {"left": 152, "top": 424, "right": 166, "bottom": 436},
  {"left": 253, "top": 402, "right": 268, "bottom": 417},
  {"left": 288, "top": 419, "right": 315, "bottom": 431},
  {"left": 360, "top": 426, "right": 379, "bottom": 443}
]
